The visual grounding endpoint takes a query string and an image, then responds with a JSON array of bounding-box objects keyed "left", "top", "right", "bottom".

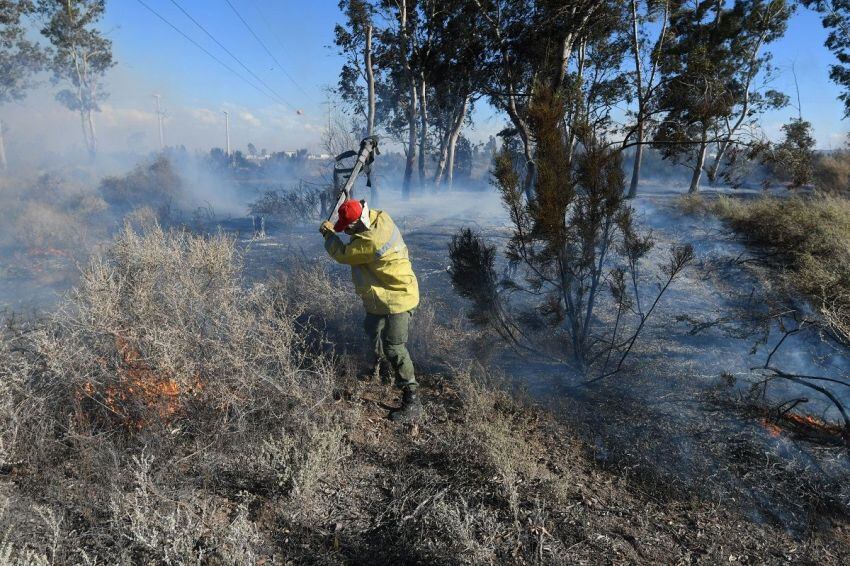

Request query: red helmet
[{"left": 334, "top": 199, "right": 363, "bottom": 232}]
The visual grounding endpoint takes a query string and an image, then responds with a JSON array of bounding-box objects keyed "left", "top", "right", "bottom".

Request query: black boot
[{"left": 390, "top": 388, "right": 423, "bottom": 423}]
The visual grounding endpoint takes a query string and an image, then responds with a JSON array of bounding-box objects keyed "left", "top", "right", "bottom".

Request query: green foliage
[
  {"left": 654, "top": 0, "right": 792, "bottom": 183},
  {"left": 802, "top": 0, "right": 850, "bottom": 116},
  {"left": 36, "top": 0, "right": 114, "bottom": 156},
  {"left": 0, "top": 1, "right": 44, "bottom": 106},
  {"left": 452, "top": 85, "right": 690, "bottom": 371},
  {"left": 765, "top": 118, "right": 816, "bottom": 187},
  {"left": 448, "top": 228, "right": 501, "bottom": 328}
]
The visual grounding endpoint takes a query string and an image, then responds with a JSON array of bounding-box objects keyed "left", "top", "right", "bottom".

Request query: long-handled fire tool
[{"left": 328, "top": 135, "right": 379, "bottom": 225}]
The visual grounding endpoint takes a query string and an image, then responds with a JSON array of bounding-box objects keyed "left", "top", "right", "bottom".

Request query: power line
[
  {"left": 167, "top": 0, "right": 295, "bottom": 110},
  {"left": 223, "top": 0, "right": 312, "bottom": 99},
  {"left": 134, "top": 0, "right": 285, "bottom": 107}
]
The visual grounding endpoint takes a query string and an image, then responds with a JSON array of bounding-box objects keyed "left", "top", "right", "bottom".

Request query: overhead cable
[
  {"left": 135, "top": 0, "right": 286, "bottom": 107},
  {"left": 223, "top": 0, "right": 312, "bottom": 99},
  {"left": 167, "top": 0, "right": 295, "bottom": 109}
]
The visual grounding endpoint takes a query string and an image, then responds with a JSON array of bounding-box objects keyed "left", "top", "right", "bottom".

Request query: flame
[
  {"left": 759, "top": 418, "right": 783, "bottom": 438},
  {"left": 758, "top": 411, "right": 846, "bottom": 442},
  {"left": 76, "top": 335, "right": 202, "bottom": 431}
]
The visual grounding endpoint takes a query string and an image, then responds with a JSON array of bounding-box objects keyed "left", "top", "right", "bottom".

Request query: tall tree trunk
[
  {"left": 402, "top": 77, "right": 418, "bottom": 199},
  {"left": 628, "top": 136, "right": 643, "bottom": 198},
  {"left": 365, "top": 24, "right": 377, "bottom": 205},
  {"left": 87, "top": 109, "right": 97, "bottom": 159},
  {"left": 365, "top": 25, "right": 376, "bottom": 137},
  {"left": 690, "top": 138, "right": 708, "bottom": 193},
  {"left": 418, "top": 77, "right": 427, "bottom": 188},
  {"left": 628, "top": 0, "right": 644, "bottom": 198},
  {"left": 0, "top": 120, "right": 7, "bottom": 172},
  {"left": 446, "top": 131, "right": 458, "bottom": 190},
  {"left": 79, "top": 110, "right": 90, "bottom": 157},
  {"left": 445, "top": 96, "right": 469, "bottom": 190},
  {"left": 433, "top": 129, "right": 450, "bottom": 188},
  {"left": 400, "top": 0, "right": 415, "bottom": 199},
  {"left": 706, "top": 142, "right": 725, "bottom": 185}
]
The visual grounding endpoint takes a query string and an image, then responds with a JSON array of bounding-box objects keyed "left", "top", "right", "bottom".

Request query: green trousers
[{"left": 364, "top": 310, "right": 417, "bottom": 391}]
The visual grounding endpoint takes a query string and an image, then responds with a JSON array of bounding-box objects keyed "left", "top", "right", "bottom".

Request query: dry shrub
[
  {"left": 678, "top": 193, "right": 850, "bottom": 344},
  {"left": 99, "top": 155, "right": 181, "bottom": 215},
  {"left": 0, "top": 173, "right": 108, "bottom": 255},
  {"left": 108, "top": 453, "right": 264, "bottom": 565},
  {"left": 272, "top": 262, "right": 362, "bottom": 352},
  {"left": 384, "top": 368, "right": 561, "bottom": 564},
  {"left": 249, "top": 184, "right": 324, "bottom": 227},
  {"left": 0, "top": 225, "right": 351, "bottom": 562},
  {"left": 27, "top": 224, "right": 333, "bottom": 432},
  {"left": 813, "top": 151, "right": 850, "bottom": 195}
]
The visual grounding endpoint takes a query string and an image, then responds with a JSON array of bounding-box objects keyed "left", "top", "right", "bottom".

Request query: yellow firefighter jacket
[{"left": 323, "top": 209, "right": 420, "bottom": 315}]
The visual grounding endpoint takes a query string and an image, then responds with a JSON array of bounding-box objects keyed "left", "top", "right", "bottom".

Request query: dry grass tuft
[
  {"left": 0, "top": 225, "right": 349, "bottom": 562},
  {"left": 679, "top": 193, "right": 850, "bottom": 344}
]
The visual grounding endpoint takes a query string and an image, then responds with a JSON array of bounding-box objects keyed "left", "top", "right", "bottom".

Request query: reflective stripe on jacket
[{"left": 323, "top": 209, "right": 420, "bottom": 315}]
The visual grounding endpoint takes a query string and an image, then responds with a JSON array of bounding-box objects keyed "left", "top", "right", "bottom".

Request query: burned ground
[{"left": 1, "top": 186, "right": 849, "bottom": 563}]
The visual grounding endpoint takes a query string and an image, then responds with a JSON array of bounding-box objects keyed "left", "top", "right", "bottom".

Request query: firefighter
[{"left": 320, "top": 199, "right": 421, "bottom": 422}]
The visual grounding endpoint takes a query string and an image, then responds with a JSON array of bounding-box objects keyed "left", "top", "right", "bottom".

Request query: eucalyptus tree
[
  {"left": 426, "top": 0, "right": 486, "bottom": 189},
  {"left": 654, "top": 0, "right": 789, "bottom": 193},
  {"left": 704, "top": 0, "right": 791, "bottom": 185},
  {"left": 335, "top": 0, "right": 377, "bottom": 135},
  {"left": 0, "top": 0, "right": 45, "bottom": 170},
  {"left": 472, "top": 0, "right": 607, "bottom": 198},
  {"left": 37, "top": 0, "right": 115, "bottom": 159},
  {"left": 624, "top": 0, "right": 670, "bottom": 198}
]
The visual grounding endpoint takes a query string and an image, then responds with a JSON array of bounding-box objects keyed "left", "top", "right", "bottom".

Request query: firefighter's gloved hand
[{"left": 319, "top": 220, "right": 335, "bottom": 237}]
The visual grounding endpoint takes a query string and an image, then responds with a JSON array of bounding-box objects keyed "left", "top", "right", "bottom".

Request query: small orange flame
[
  {"left": 76, "top": 335, "right": 203, "bottom": 431},
  {"left": 758, "top": 411, "right": 846, "bottom": 442},
  {"left": 759, "top": 418, "right": 783, "bottom": 438}
]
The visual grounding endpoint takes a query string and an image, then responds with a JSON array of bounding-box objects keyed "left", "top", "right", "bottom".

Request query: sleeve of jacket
[{"left": 324, "top": 233, "right": 376, "bottom": 265}]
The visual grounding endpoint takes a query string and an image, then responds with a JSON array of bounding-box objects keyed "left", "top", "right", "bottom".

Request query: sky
[{"left": 4, "top": 0, "right": 850, "bottom": 158}]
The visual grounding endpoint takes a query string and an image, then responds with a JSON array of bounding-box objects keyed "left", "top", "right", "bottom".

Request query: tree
[
  {"left": 38, "top": 0, "right": 115, "bottom": 159},
  {"left": 654, "top": 0, "right": 790, "bottom": 193},
  {"left": 381, "top": 0, "right": 420, "bottom": 199},
  {"left": 449, "top": 86, "right": 692, "bottom": 371},
  {"left": 335, "top": 0, "right": 376, "bottom": 135},
  {"left": 624, "top": 0, "right": 669, "bottom": 198},
  {"left": 247, "top": 142, "right": 258, "bottom": 157},
  {"left": 704, "top": 0, "right": 791, "bottom": 185},
  {"left": 764, "top": 118, "right": 816, "bottom": 187},
  {"left": 427, "top": 0, "right": 486, "bottom": 189},
  {"left": 0, "top": 0, "right": 45, "bottom": 170},
  {"left": 473, "top": 0, "right": 606, "bottom": 198}
]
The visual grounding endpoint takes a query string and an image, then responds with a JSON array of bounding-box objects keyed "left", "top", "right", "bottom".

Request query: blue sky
[{"left": 8, "top": 0, "right": 849, "bottom": 156}]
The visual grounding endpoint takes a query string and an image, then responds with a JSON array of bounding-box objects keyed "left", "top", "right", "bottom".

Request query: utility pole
[
  {"left": 223, "top": 110, "right": 231, "bottom": 156},
  {"left": 153, "top": 94, "right": 164, "bottom": 150}
]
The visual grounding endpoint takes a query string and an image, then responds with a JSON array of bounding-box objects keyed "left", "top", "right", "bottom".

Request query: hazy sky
[{"left": 5, "top": 0, "right": 849, "bottom": 157}]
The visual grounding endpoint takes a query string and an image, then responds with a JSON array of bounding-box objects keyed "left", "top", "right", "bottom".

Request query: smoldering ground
[
  {"left": 2, "top": 146, "right": 849, "bottom": 537},
  {"left": 211, "top": 179, "right": 850, "bottom": 533}
]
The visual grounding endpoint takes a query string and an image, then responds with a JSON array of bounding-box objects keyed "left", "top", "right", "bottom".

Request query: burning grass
[
  {"left": 0, "top": 225, "right": 348, "bottom": 562},
  {"left": 0, "top": 224, "right": 848, "bottom": 563}
]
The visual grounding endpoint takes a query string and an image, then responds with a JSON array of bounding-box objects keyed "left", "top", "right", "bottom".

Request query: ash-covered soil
[
  {"left": 274, "top": 371, "right": 849, "bottom": 564},
  {"left": 229, "top": 185, "right": 850, "bottom": 536}
]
